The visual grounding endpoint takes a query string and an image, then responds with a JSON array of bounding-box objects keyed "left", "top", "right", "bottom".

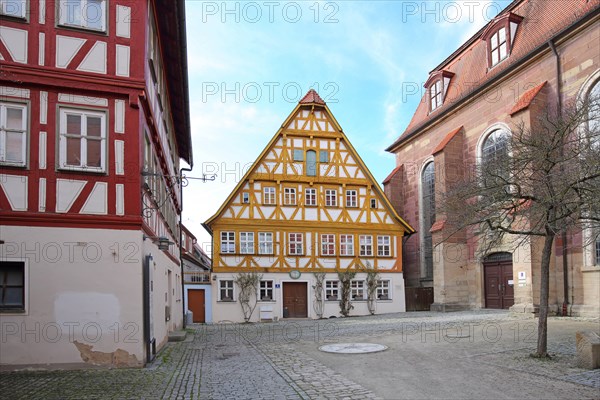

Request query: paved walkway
[{"left": 1, "top": 311, "right": 598, "bottom": 399}]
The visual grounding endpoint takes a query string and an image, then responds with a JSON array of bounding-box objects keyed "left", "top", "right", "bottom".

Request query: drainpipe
[
  {"left": 548, "top": 39, "right": 569, "bottom": 317},
  {"left": 180, "top": 164, "right": 193, "bottom": 329}
]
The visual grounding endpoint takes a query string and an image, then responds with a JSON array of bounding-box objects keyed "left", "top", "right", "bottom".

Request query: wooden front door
[
  {"left": 188, "top": 289, "right": 205, "bottom": 323},
  {"left": 484, "top": 253, "right": 514, "bottom": 309},
  {"left": 283, "top": 282, "right": 308, "bottom": 318}
]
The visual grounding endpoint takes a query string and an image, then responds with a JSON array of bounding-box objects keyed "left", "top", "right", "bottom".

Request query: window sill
[
  {"left": 218, "top": 300, "right": 236, "bottom": 303},
  {"left": 57, "top": 24, "right": 108, "bottom": 37},
  {"left": 0, "top": 162, "right": 27, "bottom": 169},
  {"left": 0, "top": 308, "right": 26, "bottom": 314},
  {"left": 258, "top": 299, "right": 275, "bottom": 303},
  {"left": 0, "top": 14, "right": 28, "bottom": 23},
  {"left": 581, "top": 266, "right": 600, "bottom": 273},
  {"left": 58, "top": 167, "right": 107, "bottom": 175}
]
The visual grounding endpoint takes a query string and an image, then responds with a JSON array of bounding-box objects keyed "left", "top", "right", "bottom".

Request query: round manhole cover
[{"left": 318, "top": 343, "right": 388, "bottom": 354}]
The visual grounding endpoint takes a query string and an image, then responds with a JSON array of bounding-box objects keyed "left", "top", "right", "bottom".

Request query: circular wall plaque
[{"left": 289, "top": 270, "right": 301, "bottom": 279}]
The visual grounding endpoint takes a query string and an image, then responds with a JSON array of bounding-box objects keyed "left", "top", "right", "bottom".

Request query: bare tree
[{"left": 440, "top": 95, "right": 600, "bottom": 357}]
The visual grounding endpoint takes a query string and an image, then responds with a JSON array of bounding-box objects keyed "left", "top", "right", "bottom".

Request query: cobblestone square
[{"left": 1, "top": 311, "right": 599, "bottom": 399}]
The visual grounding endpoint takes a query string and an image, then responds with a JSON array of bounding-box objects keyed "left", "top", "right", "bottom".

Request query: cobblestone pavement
[{"left": 1, "top": 310, "right": 598, "bottom": 399}]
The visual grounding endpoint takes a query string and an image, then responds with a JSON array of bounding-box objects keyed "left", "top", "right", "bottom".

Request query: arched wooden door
[{"left": 483, "top": 252, "right": 514, "bottom": 309}]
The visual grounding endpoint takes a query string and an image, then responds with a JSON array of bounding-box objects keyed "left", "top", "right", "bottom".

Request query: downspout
[
  {"left": 548, "top": 39, "right": 569, "bottom": 317},
  {"left": 179, "top": 165, "right": 193, "bottom": 329}
]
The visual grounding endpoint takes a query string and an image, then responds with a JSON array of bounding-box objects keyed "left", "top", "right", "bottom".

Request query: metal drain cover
[{"left": 319, "top": 343, "right": 388, "bottom": 354}]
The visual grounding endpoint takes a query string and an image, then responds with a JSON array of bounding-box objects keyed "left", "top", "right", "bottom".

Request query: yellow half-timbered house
[{"left": 205, "top": 90, "right": 414, "bottom": 321}]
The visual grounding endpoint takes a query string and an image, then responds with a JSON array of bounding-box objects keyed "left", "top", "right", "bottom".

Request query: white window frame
[
  {"left": 359, "top": 235, "right": 373, "bottom": 257},
  {"left": 288, "top": 233, "right": 303, "bottom": 256},
  {"left": 258, "top": 232, "right": 273, "bottom": 255},
  {"left": 0, "top": 102, "right": 28, "bottom": 167},
  {"left": 378, "top": 235, "right": 391, "bottom": 257},
  {"left": 325, "top": 280, "right": 339, "bottom": 301},
  {"left": 283, "top": 187, "right": 297, "bottom": 205},
  {"left": 305, "top": 188, "right": 317, "bottom": 206},
  {"left": 259, "top": 280, "right": 274, "bottom": 301},
  {"left": 58, "top": 107, "right": 107, "bottom": 172},
  {"left": 263, "top": 187, "right": 276, "bottom": 205},
  {"left": 239, "top": 232, "right": 254, "bottom": 255},
  {"left": 351, "top": 280, "right": 365, "bottom": 300},
  {"left": 58, "top": 0, "right": 107, "bottom": 32},
  {"left": 0, "top": 0, "right": 26, "bottom": 19},
  {"left": 490, "top": 26, "right": 508, "bottom": 66},
  {"left": 325, "top": 189, "right": 337, "bottom": 207},
  {"left": 346, "top": 190, "right": 357, "bottom": 208},
  {"left": 220, "top": 231, "right": 235, "bottom": 254},
  {"left": 219, "top": 280, "right": 235, "bottom": 302},
  {"left": 430, "top": 80, "right": 443, "bottom": 111},
  {"left": 340, "top": 234, "right": 354, "bottom": 256},
  {"left": 377, "top": 280, "right": 391, "bottom": 300},
  {"left": 321, "top": 234, "right": 336, "bottom": 256}
]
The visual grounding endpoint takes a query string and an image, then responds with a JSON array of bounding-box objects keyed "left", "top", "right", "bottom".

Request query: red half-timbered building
[{"left": 0, "top": 0, "right": 192, "bottom": 368}]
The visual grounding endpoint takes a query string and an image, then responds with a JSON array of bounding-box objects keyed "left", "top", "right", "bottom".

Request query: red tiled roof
[
  {"left": 387, "top": 0, "right": 600, "bottom": 152},
  {"left": 510, "top": 81, "right": 547, "bottom": 115},
  {"left": 299, "top": 89, "right": 326, "bottom": 105},
  {"left": 432, "top": 126, "right": 463, "bottom": 155},
  {"left": 382, "top": 164, "right": 403, "bottom": 185}
]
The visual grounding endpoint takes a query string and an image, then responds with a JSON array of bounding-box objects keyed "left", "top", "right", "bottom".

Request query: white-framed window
[
  {"left": 0, "top": 261, "right": 26, "bottom": 311},
  {"left": 340, "top": 234, "right": 354, "bottom": 256},
  {"left": 481, "top": 128, "right": 511, "bottom": 186},
  {"left": 325, "top": 189, "right": 337, "bottom": 207},
  {"left": 305, "top": 188, "right": 317, "bottom": 206},
  {"left": 263, "top": 187, "right": 276, "bottom": 205},
  {"left": 321, "top": 234, "right": 335, "bottom": 256},
  {"left": 370, "top": 199, "right": 377, "bottom": 209},
  {"left": 242, "top": 192, "right": 250, "bottom": 204},
  {"left": 58, "top": 0, "right": 107, "bottom": 32},
  {"left": 325, "top": 280, "right": 338, "bottom": 301},
  {"left": 240, "top": 232, "right": 254, "bottom": 254},
  {"left": 219, "top": 280, "right": 234, "bottom": 301},
  {"left": 351, "top": 280, "right": 364, "bottom": 300},
  {"left": 59, "top": 107, "right": 106, "bottom": 172},
  {"left": 377, "top": 280, "right": 390, "bottom": 300},
  {"left": 259, "top": 280, "right": 274, "bottom": 301},
  {"left": 346, "top": 190, "right": 357, "bottom": 207},
  {"left": 0, "top": 102, "right": 27, "bottom": 166},
  {"left": 378, "top": 235, "right": 391, "bottom": 257},
  {"left": 258, "top": 232, "right": 273, "bottom": 255},
  {"left": 490, "top": 27, "right": 508, "bottom": 66},
  {"left": 284, "top": 187, "right": 296, "bottom": 205},
  {"left": 288, "top": 233, "right": 303, "bottom": 255},
  {"left": 220, "top": 231, "right": 235, "bottom": 254},
  {"left": 0, "top": 0, "right": 26, "bottom": 19},
  {"left": 430, "top": 80, "right": 443, "bottom": 111},
  {"left": 359, "top": 235, "right": 373, "bottom": 256}
]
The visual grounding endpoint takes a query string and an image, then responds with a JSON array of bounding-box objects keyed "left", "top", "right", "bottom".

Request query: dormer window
[
  {"left": 481, "top": 12, "right": 523, "bottom": 69},
  {"left": 430, "top": 81, "right": 443, "bottom": 111},
  {"left": 490, "top": 27, "right": 508, "bottom": 66},
  {"left": 424, "top": 70, "right": 455, "bottom": 113}
]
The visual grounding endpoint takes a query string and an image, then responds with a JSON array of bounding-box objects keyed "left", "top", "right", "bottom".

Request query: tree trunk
[{"left": 535, "top": 233, "right": 555, "bottom": 357}]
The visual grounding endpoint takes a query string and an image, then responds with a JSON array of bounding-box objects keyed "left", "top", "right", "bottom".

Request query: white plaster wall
[
  {"left": 0, "top": 226, "right": 144, "bottom": 367},
  {"left": 211, "top": 272, "right": 405, "bottom": 323},
  {"left": 142, "top": 239, "right": 184, "bottom": 352}
]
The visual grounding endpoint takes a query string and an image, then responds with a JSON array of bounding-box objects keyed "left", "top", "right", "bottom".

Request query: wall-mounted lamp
[{"left": 144, "top": 235, "right": 174, "bottom": 251}]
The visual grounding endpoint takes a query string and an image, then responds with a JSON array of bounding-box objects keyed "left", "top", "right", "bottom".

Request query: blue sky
[{"left": 182, "top": 0, "right": 511, "bottom": 250}]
